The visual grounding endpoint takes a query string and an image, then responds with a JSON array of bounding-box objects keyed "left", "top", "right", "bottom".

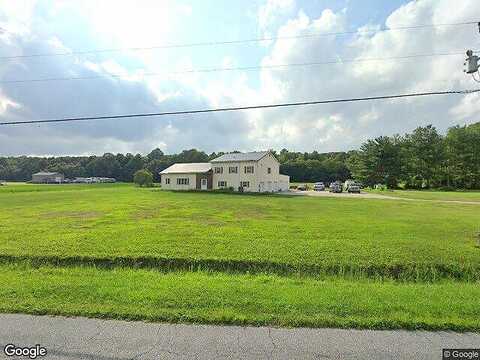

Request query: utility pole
[{"left": 464, "top": 22, "right": 480, "bottom": 81}]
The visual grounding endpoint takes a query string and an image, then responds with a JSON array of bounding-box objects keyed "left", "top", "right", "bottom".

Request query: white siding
[
  {"left": 212, "top": 160, "right": 258, "bottom": 191},
  {"left": 255, "top": 153, "right": 281, "bottom": 192},
  {"left": 161, "top": 173, "right": 197, "bottom": 190},
  {"left": 160, "top": 152, "right": 290, "bottom": 193},
  {"left": 278, "top": 174, "right": 290, "bottom": 191},
  {"left": 212, "top": 153, "right": 289, "bottom": 192}
]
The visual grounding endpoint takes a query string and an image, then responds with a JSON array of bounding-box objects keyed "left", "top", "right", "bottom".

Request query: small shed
[{"left": 32, "top": 172, "right": 65, "bottom": 184}]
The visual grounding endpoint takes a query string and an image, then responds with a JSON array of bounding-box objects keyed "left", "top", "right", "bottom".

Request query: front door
[{"left": 201, "top": 178, "right": 207, "bottom": 190}]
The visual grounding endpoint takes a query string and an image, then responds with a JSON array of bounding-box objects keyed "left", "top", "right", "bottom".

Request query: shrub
[
  {"left": 133, "top": 169, "right": 154, "bottom": 187},
  {"left": 437, "top": 186, "right": 456, "bottom": 192},
  {"left": 374, "top": 184, "right": 388, "bottom": 191}
]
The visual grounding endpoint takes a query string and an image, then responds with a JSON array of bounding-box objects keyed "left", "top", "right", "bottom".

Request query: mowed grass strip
[
  {"left": 367, "top": 189, "right": 480, "bottom": 202},
  {"left": 0, "top": 263, "right": 479, "bottom": 331},
  {"left": 0, "top": 184, "right": 479, "bottom": 280}
]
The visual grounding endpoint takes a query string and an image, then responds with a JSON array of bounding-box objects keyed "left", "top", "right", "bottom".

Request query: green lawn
[
  {"left": 1, "top": 263, "right": 479, "bottom": 331},
  {"left": 0, "top": 183, "right": 479, "bottom": 280},
  {"left": 367, "top": 189, "right": 480, "bottom": 202},
  {"left": 0, "top": 183, "right": 479, "bottom": 329}
]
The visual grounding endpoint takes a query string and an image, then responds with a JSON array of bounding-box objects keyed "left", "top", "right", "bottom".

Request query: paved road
[{"left": 0, "top": 314, "right": 478, "bottom": 359}]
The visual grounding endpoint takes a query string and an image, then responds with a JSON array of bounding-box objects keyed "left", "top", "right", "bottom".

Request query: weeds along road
[{"left": 1, "top": 314, "right": 479, "bottom": 360}]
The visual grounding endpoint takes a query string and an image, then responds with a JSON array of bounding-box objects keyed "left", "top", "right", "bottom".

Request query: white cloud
[
  {"left": 258, "top": 0, "right": 295, "bottom": 32},
  {"left": 0, "top": 0, "right": 36, "bottom": 37},
  {"left": 0, "top": 91, "right": 20, "bottom": 114},
  {"left": 1, "top": 0, "right": 480, "bottom": 156},
  {"left": 450, "top": 92, "right": 480, "bottom": 120},
  {"left": 66, "top": 0, "right": 183, "bottom": 48},
  {"left": 240, "top": 0, "right": 480, "bottom": 151}
]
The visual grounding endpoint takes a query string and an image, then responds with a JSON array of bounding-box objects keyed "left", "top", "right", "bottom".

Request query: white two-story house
[{"left": 160, "top": 151, "right": 289, "bottom": 192}]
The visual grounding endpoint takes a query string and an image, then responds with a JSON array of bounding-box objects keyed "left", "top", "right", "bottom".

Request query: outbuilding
[{"left": 31, "top": 172, "right": 65, "bottom": 184}]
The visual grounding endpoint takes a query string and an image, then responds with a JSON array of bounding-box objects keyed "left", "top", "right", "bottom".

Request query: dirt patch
[
  {"left": 133, "top": 208, "right": 161, "bottom": 220},
  {"left": 132, "top": 207, "right": 184, "bottom": 221}
]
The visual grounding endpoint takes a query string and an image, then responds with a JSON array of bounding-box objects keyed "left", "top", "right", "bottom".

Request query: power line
[
  {"left": 1, "top": 89, "right": 478, "bottom": 126},
  {"left": 0, "top": 21, "right": 477, "bottom": 60},
  {"left": 0, "top": 51, "right": 467, "bottom": 84}
]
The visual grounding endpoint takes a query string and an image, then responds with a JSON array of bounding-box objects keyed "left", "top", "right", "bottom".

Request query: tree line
[
  {"left": 0, "top": 147, "right": 351, "bottom": 184},
  {"left": 347, "top": 122, "right": 480, "bottom": 189},
  {"left": 0, "top": 122, "right": 478, "bottom": 189},
  {"left": 0, "top": 149, "right": 216, "bottom": 183}
]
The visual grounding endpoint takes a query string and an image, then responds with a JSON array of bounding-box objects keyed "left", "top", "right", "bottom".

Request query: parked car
[
  {"left": 297, "top": 184, "right": 308, "bottom": 191},
  {"left": 347, "top": 184, "right": 361, "bottom": 193},
  {"left": 313, "top": 182, "right": 325, "bottom": 191},
  {"left": 329, "top": 182, "right": 342, "bottom": 193}
]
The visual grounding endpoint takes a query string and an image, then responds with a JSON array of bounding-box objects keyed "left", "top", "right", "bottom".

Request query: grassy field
[
  {"left": 367, "top": 189, "right": 480, "bottom": 202},
  {"left": 0, "top": 183, "right": 479, "bottom": 329},
  {"left": 1, "top": 263, "right": 479, "bottom": 330}
]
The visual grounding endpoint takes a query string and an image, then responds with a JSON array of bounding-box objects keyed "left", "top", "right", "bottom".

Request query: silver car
[
  {"left": 347, "top": 184, "right": 361, "bottom": 193},
  {"left": 313, "top": 182, "right": 325, "bottom": 191},
  {"left": 329, "top": 183, "right": 342, "bottom": 193}
]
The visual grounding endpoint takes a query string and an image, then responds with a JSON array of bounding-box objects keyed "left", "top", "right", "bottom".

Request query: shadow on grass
[
  {"left": 151, "top": 189, "right": 309, "bottom": 200},
  {"left": 0, "top": 254, "right": 478, "bottom": 282}
]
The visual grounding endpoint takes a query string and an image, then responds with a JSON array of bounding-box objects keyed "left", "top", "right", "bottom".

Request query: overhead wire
[
  {"left": 0, "top": 51, "right": 469, "bottom": 84},
  {"left": 1, "top": 89, "right": 479, "bottom": 126},
  {"left": 0, "top": 20, "right": 477, "bottom": 60}
]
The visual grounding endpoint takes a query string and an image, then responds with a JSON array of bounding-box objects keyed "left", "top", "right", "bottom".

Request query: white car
[
  {"left": 313, "top": 182, "right": 325, "bottom": 191},
  {"left": 347, "top": 184, "right": 361, "bottom": 193}
]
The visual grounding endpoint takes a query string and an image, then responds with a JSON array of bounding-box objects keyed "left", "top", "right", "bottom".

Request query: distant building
[
  {"left": 32, "top": 172, "right": 65, "bottom": 184},
  {"left": 160, "top": 151, "right": 290, "bottom": 193}
]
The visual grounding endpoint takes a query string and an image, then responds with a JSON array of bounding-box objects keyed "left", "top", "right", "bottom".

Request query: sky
[{"left": 0, "top": 0, "right": 479, "bottom": 156}]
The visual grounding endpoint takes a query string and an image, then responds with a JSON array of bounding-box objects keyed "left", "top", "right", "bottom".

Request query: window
[
  {"left": 214, "top": 167, "right": 223, "bottom": 174},
  {"left": 177, "top": 178, "right": 189, "bottom": 185},
  {"left": 267, "top": 167, "right": 271, "bottom": 174},
  {"left": 218, "top": 181, "right": 227, "bottom": 188},
  {"left": 244, "top": 166, "right": 254, "bottom": 174},
  {"left": 229, "top": 166, "right": 238, "bottom": 174},
  {"left": 165, "top": 178, "right": 170, "bottom": 185},
  {"left": 241, "top": 181, "right": 249, "bottom": 188}
]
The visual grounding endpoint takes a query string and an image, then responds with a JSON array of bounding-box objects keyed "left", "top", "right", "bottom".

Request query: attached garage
[{"left": 160, "top": 163, "right": 212, "bottom": 191}]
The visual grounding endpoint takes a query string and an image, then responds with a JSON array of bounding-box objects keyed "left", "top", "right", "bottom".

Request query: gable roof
[
  {"left": 210, "top": 151, "right": 271, "bottom": 163},
  {"left": 160, "top": 163, "right": 212, "bottom": 174}
]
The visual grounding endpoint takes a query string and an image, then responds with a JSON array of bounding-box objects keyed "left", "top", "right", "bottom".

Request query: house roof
[
  {"left": 160, "top": 163, "right": 212, "bottom": 174},
  {"left": 210, "top": 151, "right": 271, "bottom": 163},
  {"left": 33, "top": 172, "right": 62, "bottom": 176}
]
